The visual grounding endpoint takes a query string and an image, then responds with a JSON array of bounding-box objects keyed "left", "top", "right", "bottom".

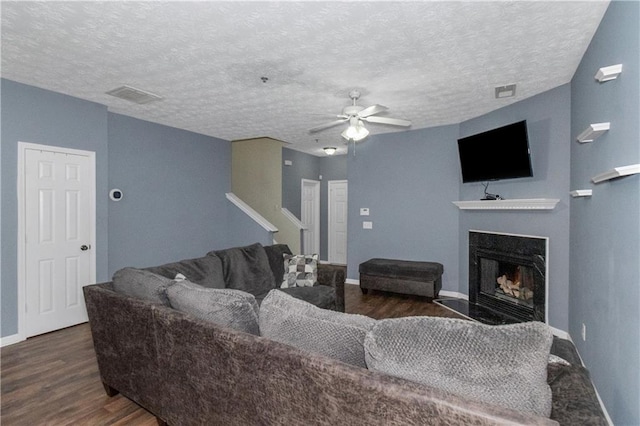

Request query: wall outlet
[
  {"left": 581, "top": 323, "right": 586, "bottom": 341},
  {"left": 362, "top": 221, "right": 373, "bottom": 229}
]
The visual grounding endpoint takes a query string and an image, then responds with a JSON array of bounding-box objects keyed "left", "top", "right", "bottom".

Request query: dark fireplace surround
[{"left": 469, "top": 231, "right": 547, "bottom": 323}]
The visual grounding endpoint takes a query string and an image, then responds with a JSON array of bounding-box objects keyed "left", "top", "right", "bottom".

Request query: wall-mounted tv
[{"left": 457, "top": 120, "right": 533, "bottom": 183}]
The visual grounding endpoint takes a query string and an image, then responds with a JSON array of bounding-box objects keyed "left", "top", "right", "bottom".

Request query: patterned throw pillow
[{"left": 281, "top": 254, "right": 318, "bottom": 288}]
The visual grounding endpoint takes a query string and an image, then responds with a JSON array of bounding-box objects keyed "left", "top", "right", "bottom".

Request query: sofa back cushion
[
  {"left": 145, "top": 255, "right": 225, "bottom": 289},
  {"left": 112, "top": 267, "right": 173, "bottom": 306},
  {"left": 259, "top": 290, "right": 375, "bottom": 367},
  {"left": 262, "top": 244, "right": 293, "bottom": 285},
  {"left": 210, "top": 243, "right": 275, "bottom": 296},
  {"left": 364, "top": 317, "right": 553, "bottom": 417},
  {"left": 166, "top": 280, "right": 260, "bottom": 335}
]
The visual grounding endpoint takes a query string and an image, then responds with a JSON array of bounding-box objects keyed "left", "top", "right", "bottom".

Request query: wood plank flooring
[{"left": 1, "top": 284, "right": 462, "bottom": 425}]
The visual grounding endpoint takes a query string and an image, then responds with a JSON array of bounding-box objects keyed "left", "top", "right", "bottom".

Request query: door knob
[{"left": 80, "top": 245, "right": 91, "bottom": 251}]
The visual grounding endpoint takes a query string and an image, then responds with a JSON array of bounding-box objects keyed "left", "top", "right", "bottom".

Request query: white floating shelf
[
  {"left": 595, "top": 64, "right": 623, "bottom": 82},
  {"left": 452, "top": 199, "right": 560, "bottom": 210},
  {"left": 577, "top": 122, "right": 610, "bottom": 143},
  {"left": 570, "top": 190, "right": 593, "bottom": 198},
  {"left": 591, "top": 164, "right": 640, "bottom": 184}
]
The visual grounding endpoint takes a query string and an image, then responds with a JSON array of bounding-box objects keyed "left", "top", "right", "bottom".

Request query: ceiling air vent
[
  {"left": 495, "top": 84, "right": 516, "bottom": 99},
  {"left": 106, "top": 85, "right": 163, "bottom": 104}
]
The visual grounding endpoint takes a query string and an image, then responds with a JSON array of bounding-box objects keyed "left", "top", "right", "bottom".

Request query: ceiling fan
[{"left": 310, "top": 90, "right": 411, "bottom": 142}]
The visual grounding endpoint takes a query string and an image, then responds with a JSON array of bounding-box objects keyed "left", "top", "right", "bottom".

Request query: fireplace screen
[
  {"left": 469, "top": 231, "right": 547, "bottom": 323},
  {"left": 480, "top": 258, "right": 534, "bottom": 307}
]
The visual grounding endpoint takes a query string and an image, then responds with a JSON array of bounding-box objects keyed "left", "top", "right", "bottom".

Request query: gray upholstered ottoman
[{"left": 359, "top": 258, "right": 443, "bottom": 298}]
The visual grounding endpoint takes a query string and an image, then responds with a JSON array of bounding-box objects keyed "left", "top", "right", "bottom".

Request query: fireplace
[
  {"left": 469, "top": 231, "right": 547, "bottom": 322},
  {"left": 435, "top": 231, "right": 548, "bottom": 325}
]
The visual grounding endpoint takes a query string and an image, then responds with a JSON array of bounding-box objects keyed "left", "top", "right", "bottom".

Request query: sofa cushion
[
  {"left": 364, "top": 317, "right": 553, "bottom": 417},
  {"left": 263, "top": 244, "right": 293, "bottom": 285},
  {"left": 112, "top": 267, "right": 173, "bottom": 306},
  {"left": 278, "top": 285, "right": 336, "bottom": 310},
  {"left": 259, "top": 290, "right": 375, "bottom": 367},
  {"left": 166, "top": 279, "right": 260, "bottom": 335},
  {"left": 281, "top": 254, "right": 318, "bottom": 288},
  {"left": 145, "top": 255, "right": 225, "bottom": 289},
  {"left": 210, "top": 243, "right": 275, "bottom": 296}
]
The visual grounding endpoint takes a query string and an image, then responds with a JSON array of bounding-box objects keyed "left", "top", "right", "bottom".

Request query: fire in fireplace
[{"left": 482, "top": 259, "right": 534, "bottom": 306}]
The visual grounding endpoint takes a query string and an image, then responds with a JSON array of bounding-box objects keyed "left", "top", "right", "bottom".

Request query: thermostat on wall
[{"left": 109, "top": 189, "right": 123, "bottom": 201}]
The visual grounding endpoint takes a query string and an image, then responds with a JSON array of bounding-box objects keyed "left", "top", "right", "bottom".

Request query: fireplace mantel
[{"left": 452, "top": 198, "right": 560, "bottom": 210}]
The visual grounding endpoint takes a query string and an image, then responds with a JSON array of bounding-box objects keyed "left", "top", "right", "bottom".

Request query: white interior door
[
  {"left": 21, "top": 143, "right": 95, "bottom": 337},
  {"left": 328, "top": 180, "right": 348, "bottom": 264},
  {"left": 301, "top": 179, "right": 320, "bottom": 255}
]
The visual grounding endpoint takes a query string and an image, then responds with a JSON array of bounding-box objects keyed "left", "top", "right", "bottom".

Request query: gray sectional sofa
[{"left": 84, "top": 243, "right": 606, "bottom": 425}]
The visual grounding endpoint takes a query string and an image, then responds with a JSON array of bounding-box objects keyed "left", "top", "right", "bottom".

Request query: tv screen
[{"left": 457, "top": 120, "right": 533, "bottom": 183}]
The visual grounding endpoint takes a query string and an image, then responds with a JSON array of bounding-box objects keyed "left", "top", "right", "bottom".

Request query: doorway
[
  {"left": 301, "top": 179, "right": 320, "bottom": 255},
  {"left": 328, "top": 180, "right": 348, "bottom": 264},
  {"left": 18, "top": 142, "right": 96, "bottom": 338}
]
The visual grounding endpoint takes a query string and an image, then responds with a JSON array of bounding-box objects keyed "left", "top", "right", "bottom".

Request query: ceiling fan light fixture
[
  {"left": 323, "top": 147, "right": 337, "bottom": 155},
  {"left": 341, "top": 119, "right": 369, "bottom": 141}
]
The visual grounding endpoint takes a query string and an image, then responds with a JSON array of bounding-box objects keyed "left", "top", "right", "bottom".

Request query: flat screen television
[{"left": 457, "top": 120, "right": 533, "bottom": 183}]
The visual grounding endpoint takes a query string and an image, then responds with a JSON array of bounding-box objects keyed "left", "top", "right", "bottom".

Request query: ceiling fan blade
[
  {"left": 309, "top": 118, "right": 348, "bottom": 133},
  {"left": 358, "top": 104, "right": 388, "bottom": 118},
  {"left": 363, "top": 116, "right": 412, "bottom": 127}
]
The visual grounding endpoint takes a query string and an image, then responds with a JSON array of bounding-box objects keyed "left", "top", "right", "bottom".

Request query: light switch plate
[{"left": 360, "top": 208, "right": 370, "bottom": 216}]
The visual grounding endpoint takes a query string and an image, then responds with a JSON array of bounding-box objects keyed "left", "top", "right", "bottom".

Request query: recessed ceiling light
[
  {"left": 106, "top": 85, "right": 163, "bottom": 104},
  {"left": 495, "top": 84, "right": 517, "bottom": 99},
  {"left": 323, "top": 147, "right": 337, "bottom": 155}
]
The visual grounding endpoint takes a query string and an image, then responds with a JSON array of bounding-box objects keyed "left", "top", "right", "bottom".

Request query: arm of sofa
[
  {"left": 317, "top": 263, "right": 346, "bottom": 312},
  {"left": 83, "top": 282, "right": 167, "bottom": 419}
]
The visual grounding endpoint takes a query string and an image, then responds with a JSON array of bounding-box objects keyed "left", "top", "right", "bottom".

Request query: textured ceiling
[{"left": 1, "top": 1, "right": 609, "bottom": 156}]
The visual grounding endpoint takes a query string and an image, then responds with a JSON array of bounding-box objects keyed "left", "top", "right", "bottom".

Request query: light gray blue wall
[
  {"left": 0, "top": 80, "right": 269, "bottom": 339},
  {"left": 458, "top": 84, "right": 572, "bottom": 331},
  {"left": 281, "top": 148, "right": 347, "bottom": 260},
  {"left": 346, "top": 125, "right": 460, "bottom": 292},
  {"left": 282, "top": 148, "right": 320, "bottom": 219},
  {"left": 107, "top": 113, "right": 231, "bottom": 273},
  {"left": 226, "top": 202, "right": 274, "bottom": 248},
  {"left": 1, "top": 79, "right": 109, "bottom": 337},
  {"left": 570, "top": 1, "right": 639, "bottom": 423}
]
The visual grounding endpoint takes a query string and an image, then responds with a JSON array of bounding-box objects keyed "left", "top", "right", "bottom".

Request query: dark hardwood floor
[{"left": 1, "top": 284, "right": 462, "bottom": 425}]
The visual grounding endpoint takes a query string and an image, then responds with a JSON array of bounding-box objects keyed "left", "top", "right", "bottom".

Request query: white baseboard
[
  {"left": 345, "top": 278, "right": 359, "bottom": 285},
  {"left": 593, "top": 382, "right": 614, "bottom": 425},
  {"left": 1, "top": 333, "right": 24, "bottom": 347}
]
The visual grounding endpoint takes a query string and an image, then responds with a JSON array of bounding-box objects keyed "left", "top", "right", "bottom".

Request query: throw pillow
[
  {"left": 166, "top": 279, "right": 260, "bottom": 335},
  {"left": 364, "top": 317, "right": 553, "bottom": 417},
  {"left": 211, "top": 243, "right": 276, "bottom": 296},
  {"left": 259, "top": 290, "right": 376, "bottom": 367},
  {"left": 112, "top": 267, "right": 173, "bottom": 306},
  {"left": 281, "top": 254, "right": 318, "bottom": 288}
]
